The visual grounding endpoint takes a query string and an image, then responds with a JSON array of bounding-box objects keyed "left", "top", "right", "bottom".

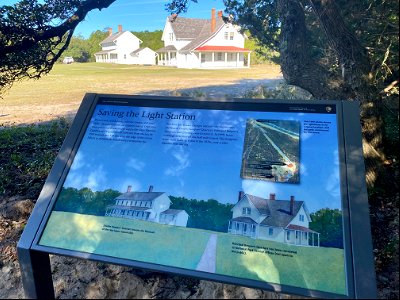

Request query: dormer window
[{"left": 242, "top": 207, "right": 251, "bottom": 215}]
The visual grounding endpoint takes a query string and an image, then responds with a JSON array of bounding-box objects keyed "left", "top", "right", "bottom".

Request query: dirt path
[{"left": 196, "top": 234, "right": 218, "bottom": 273}]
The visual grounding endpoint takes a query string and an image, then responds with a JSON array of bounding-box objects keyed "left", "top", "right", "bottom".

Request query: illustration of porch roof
[
  {"left": 231, "top": 217, "right": 257, "bottom": 224},
  {"left": 106, "top": 205, "right": 150, "bottom": 211},
  {"left": 286, "top": 224, "right": 319, "bottom": 234},
  {"left": 194, "top": 46, "right": 251, "bottom": 52}
]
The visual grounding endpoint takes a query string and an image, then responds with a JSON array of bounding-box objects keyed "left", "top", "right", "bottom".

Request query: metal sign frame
[{"left": 17, "top": 93, "right": 376, "bottom": 299}]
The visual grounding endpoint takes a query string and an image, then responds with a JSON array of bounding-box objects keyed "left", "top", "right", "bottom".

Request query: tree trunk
[
  {"left": 277, "top": 0, "right": 386, "bottom": 187},
  {"left": 276, "top": 0, "right": 345, "bottom": 100},
  {"left": 308, "top": 0, "right": 387, "bottom": 186}
]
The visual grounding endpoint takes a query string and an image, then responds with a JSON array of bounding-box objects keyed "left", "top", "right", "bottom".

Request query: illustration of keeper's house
[
  {"left": 228, "top": 192, "right": 320, "bottom": 247},
  {"left": 105, "top": 185, "right": 188, "bottom": 227}
]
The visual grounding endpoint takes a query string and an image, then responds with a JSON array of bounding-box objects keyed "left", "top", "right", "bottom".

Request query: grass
[
  {"left": 1, "top": 63, "right": 282, "bottom": 107},
  {"left": 0, "top": 118, "right": 70, "bottom": 197},
  {"left": 39, "top": 211, "right": 211, "bottom": 270},
  {"left": 39, "top": 211, "right": 347, "bottom": 295}
]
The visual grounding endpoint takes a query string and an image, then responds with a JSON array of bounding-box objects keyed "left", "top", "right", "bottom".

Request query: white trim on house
[
  {"left": 94, "top": 27, "right": 156, "bottom": 65},
  {"left": 157, "top": 10, "right": 251, "bottom": 69},
  {"left": 228, "top": 193, "right": 320, "bottom": 247}
]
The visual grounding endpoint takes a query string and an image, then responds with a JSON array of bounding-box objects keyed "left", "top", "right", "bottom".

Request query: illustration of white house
[
  {"left": 157, "top": 8, "right": 251, "bottom": 68},
  {"left": 228, "top": 192, "right": 320, "bottom": 247},
  {"left": 105, "top": 185, "right": 188, "bottom": 227},
  {"left": 94, "top": 25, "right": 157, "bottom": 65}
]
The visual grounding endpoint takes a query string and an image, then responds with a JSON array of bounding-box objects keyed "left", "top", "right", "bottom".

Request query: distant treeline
[
  {"left": 61, "top": 29, "right": 277, "bottom": 64},
  {"left": 53, "top": 187, "right": 343, "bottom": 248},
  {"left": 53, "top": 187, "right": 233, "bottom": 232},
  {"left": 61, "top": 30, "right": 163, "bottom": 63},
  {"left": 169, "top": 196, "right": 234, "bottom": 232}
]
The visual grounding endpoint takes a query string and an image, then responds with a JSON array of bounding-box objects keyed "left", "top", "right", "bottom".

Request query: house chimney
[
  {"left": 148, "top": 185, "right": 154, "bottom": 192},
  {"left": 170, "top": 13, "right": 178, "bottom": 22},
  {"left": 118, "top": 24, "right": 122, "bottom": 33},
  {"left": 290, "top": 196, "right": 295, "bottom": 215},
  {"left": 107, "top": 27, "right": 113, "bottom": 36},
  {"left": 238, "top": 191, "right": 245, "bottom": 202},
  {"left": 211, "top": 8, "right": 216, "bottom": 33},
  {"left": 127, "top": 185, "right": 132, "bottom": 193},
  {"left": 269, "top": 193, "right": 276, "bottom": 200},
  {"left": 217, "top": 10, "right": 223, "bottom": 19}
]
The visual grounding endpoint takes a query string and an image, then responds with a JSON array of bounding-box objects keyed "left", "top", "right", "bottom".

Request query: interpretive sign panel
[{"left": 18, "top": 94, "right": 376, "bottom": 299}]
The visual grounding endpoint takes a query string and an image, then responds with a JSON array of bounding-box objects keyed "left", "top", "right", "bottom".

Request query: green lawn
[
  {"left": 3, "top": 63, "right": 281, "bottom": 107},
  {"left": 216, "top": 233, "right": 347, "bottom": 295},
  {"left": 1, "top": 62, "right": 281, "bottom": 125},
  {"left": 40, "top": 211, "right": 347, "bottom": 295}
]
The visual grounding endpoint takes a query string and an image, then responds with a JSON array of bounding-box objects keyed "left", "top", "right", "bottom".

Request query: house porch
[{"left": 284, "top": 225, "right": 320, "bottom": 247}]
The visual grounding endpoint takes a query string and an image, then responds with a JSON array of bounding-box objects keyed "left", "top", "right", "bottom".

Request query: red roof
[{"left": 195, "top": 46, "right": 251, "bottom": 52}]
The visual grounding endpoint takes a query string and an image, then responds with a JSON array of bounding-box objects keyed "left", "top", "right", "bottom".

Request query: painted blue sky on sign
[{"left": 62, "top": 104, "right": 342, "bottom": 213}]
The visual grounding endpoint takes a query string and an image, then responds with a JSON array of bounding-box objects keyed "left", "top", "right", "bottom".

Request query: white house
[
  {"left": 105, "top": 185, "right": 188, "bottom": 227},
  {"left": 228, "top": 192, "right": 320, "bottom": 247},
  {"left": 157, "top": 9, "right": 251, "bottom": 69},
  {"left": 94, "top": 25, "right": 157, "bottom": 65}
]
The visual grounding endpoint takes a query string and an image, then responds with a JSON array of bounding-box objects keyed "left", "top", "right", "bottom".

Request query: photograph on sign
[
  {"left": 38, "top": 102, "right": 347, "bottom": 296},
  {"left": 240, "top": 119, "right": 300, "bottom": 183}
]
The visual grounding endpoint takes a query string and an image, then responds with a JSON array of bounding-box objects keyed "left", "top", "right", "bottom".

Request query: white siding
[
  {"left": 203, "top": 23, "right": 245, "bottom": 48},
  {"left": 231, "top": 196, "right": 264, "bottom": 223},
  {"left": 289, "top": 205, "right": 310, "bottom": 228}
]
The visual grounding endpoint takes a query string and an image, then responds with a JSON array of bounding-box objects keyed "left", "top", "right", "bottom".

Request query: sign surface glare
[{"left": 39, "top": 97, "right": 346, "bottom": 296}]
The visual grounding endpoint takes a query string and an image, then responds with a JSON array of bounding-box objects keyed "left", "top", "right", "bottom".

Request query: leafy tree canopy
[{"left": 0, "top": 0, "right": 116, "bottom": 92}]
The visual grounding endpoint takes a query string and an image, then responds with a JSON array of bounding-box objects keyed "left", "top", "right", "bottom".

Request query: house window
[
  {"left": 299, "top": 214, "right": 305, "bottom": 222},
  {"left": 252, "top": 225, "right": 256, "bottom": 233},
  {"left": 224, "top": 32, "right": 229, "bottom": 40},
  {"left": 269, "top": 228, "right": 273, "bottom": 236},
  {"left": 201, "top": 54, "right": 206, "bottom": 63},
  {"left": 169, "top": 33, "right": 174, "bottom": 41},
  {"left": 229, "top": 32, "right": 234, "bottom": 40},
  {"left": 124, "top": 54, "right": 126, "bottom": 59},
  {"left": 217, "top": 52, "right": 223, "bottom": 61},
  {"left": 235, "top": 222, "right": 240, "bottom": 230},
  {"left": 287, "top": 231, "right": 291, "bottom": 240},
  {"left": 110, "top": 53, "right": 117, "bottom": 60},
  {"left": 242, "top": 207, "right": 251, "bottom": 215}
]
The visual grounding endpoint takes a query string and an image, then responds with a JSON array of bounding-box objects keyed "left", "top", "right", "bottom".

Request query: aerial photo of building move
[{"left": 241, "top": 119, "right": 300, "bottom": 183}]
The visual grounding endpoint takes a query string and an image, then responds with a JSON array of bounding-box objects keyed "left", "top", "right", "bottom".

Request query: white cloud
[
  {"left": 325, "top": 150, "right": 341, "bottom": 198},
  {"left": 242, "top": 180, "right": 277, "bottom": 199},
  {"left": 127, "top": 158, "right": 145, "bottom": 172},
  {"left": 164, "top": 147, "right": 190, "bottom": 177},
  {"left": 70, "top": 151, "right": 85, "bottom": 171}
]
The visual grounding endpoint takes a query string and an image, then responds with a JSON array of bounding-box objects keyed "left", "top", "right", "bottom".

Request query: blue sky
[
  {"left": 2, "top": 0, "right": 225, "bottom": 38},
  {"left": 62, "top": 104, "right": 343, "bottom": 213}
]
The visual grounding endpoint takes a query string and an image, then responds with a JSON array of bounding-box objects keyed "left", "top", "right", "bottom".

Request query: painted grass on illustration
[
  {"left": 216, "top": 234, "right": 347, "bottom": 295},
  {"left": 39, "top": 211, "right": 210, "bottom": 270}
]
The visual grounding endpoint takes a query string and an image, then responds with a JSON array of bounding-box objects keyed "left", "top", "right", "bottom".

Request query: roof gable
[
  {"left": 260, "top": 200, "right": 304, "bottom": 227},
  {"left": 115, "top": 191, "right": 164, "bottom": 202},
  {"left": 100, "top": 31, "right": 141, "bottom": 46},
  {"left": 167, "top": 15, "right": 226, "bottom": 51}
]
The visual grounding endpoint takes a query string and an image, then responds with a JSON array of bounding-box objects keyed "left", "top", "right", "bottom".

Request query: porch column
[
  {"left": 212, "top": 52, "right": 215, "bottom": 64},
  {"left": 236, "top": 52, "right": 239, "bottom": 67},
  {"left": 247, "top": 52, "right": 251, "bottom": 68},
  {"left": 168, "top": 52, "right": 171, "bottom": 65},
  {"left": 199, "top": 52, "right": 202, "bottom": 66}
]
